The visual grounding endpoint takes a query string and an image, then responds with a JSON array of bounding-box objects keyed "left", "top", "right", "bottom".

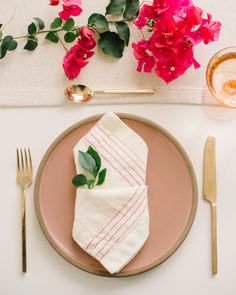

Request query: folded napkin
[{"left": 72, "top": 113, "right": 149, "bottom": 274}]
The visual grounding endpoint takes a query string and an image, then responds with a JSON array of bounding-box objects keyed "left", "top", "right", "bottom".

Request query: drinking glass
[{"left": 206, "top": 47, "right": 236, "bottom": 108}]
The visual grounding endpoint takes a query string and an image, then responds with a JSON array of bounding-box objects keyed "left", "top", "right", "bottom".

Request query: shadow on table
[{"left": 201, "top": 87, "right": 236, "bottom": 121}]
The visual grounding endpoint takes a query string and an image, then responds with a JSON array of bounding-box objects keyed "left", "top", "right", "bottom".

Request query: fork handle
[
  {"left": 211, "top": 204, "right": 217, "bottom": 275},
  {"left": 21, "top": 189, "right": 27, "bottom": 273}
]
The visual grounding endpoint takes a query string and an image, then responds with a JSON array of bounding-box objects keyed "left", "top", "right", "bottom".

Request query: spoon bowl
[{"left": 65, "top": 85, "right": 94, "bottom": 103}]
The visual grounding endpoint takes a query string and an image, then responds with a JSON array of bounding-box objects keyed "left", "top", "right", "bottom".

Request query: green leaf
[
  {"left": 62, "top": 18, "right": 75, "bottom": 31},
  {"left": 88, "top": 13, "right": 109, "bottom": 31},
  {"left": 45, "top": 31, "right": 59, "bottom": 43},
  {"left": 0, "top": 24, "right": 2, "bottom": 30},
  {"left": 79, "top": 151, "right": 98, "bottom": 177},
  {"left": 0, "top": 45, "right": 7, "bottom": 59},
  {"left": 72, "top": 174, "right": 88, "bottom": 187},
  {"left": 98, "top": 31, "right": 124, "bottom": 58},
  {"left": 106, "top": 0, "right": 126, "bottom": 15},
  {"left": 28, "top": 23, "right": 37, "bottom": 35},
  {"left": 97, "top": 168, "right": 107, "bottom": 186},
  {"left": 124, "top": 0, "right": 139, "bottom": 19},
  {"left": 2, "top": 35, "right": 13, "bottom": 45},
  {"left": 87, "top": 179, "right": 95, "bottom": 189},
  {"left": 50, "top": 17, "right": 63, "bottom": 29},
  {"left": 115, "top": 21, "right": 130, "bottom": 46},
  {"left": 64, "top": 32, "right": 76, "bottom": 43},
  {"left": 0, "top": 31, "right": 2, "bottom": 40},
  {"left": 87, "top": 146, "right": 101, "bottom": 172},
  {"left": 34, "top": 17, "right": 45, "bottom": 30},
  {"left": 24, "top": 38, "right": 38, "bottom": 51},
  {"left": 2, "top": 35, "right": 18, "bottom": 51},
  {"left": 5, "top": 39, "right": 17, "bottom": 51}
]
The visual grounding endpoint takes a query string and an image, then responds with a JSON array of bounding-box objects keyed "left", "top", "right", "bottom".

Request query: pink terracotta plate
[{"left": 34, "top": 113, "right": 198, "bottom": 277}]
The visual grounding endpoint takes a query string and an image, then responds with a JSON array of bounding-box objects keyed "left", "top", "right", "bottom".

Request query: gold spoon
[{"left": 64, "top": 84, "right": 155, "bottom": 103}]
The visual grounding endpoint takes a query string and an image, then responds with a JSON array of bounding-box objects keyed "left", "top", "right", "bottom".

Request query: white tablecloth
[
  {"left": 1, "top": 1, "right": 236, "bottom": 295},
  {"left": 0, "top": 0, "right": 235, "bottom": 106}
]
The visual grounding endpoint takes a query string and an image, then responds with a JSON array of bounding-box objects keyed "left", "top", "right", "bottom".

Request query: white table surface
[
  {"left": 1, "top": 104, "right": 236, "bottom": 294},
  {"left": 1, "top": 0, "right": 236, "bottom": 294}
]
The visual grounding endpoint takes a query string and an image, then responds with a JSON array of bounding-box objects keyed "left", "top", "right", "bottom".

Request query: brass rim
[{"left": 34, "top": 113, "right": 198, "bottom": 277}]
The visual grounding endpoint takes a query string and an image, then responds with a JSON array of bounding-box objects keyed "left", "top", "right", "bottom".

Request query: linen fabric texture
[{"left": 72, "top": 113, "right": 149, "bottom": 274}]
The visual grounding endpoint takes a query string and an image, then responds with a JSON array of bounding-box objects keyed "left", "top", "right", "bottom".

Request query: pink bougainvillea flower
[
  {"left": 79, "top": 26, "right": 96, "bottom": 50},
  {"left": 153, "top": 0, "right": 192, "bottom": 15},
  {"left": 63, "top": 26, "right": 96, "bottom": 80},
  {"left": 63, "top": 45, "right": 89, "bottom": 80},
  {"left": 184, "top": 5, "right": 203, "bottom": 26},
  {"left": 50, "top": 0, "right": 82, "bottom": 20},
  {"left": 56, "top": 0, "right": 82, "bottom": 20},
  {"left": 50, "top": 0, "right": 60, "bottom": 5},
  {"left": 59, "top": 5, "right": 82, "bottom": 20},
  {"left": 132, "top": 40, "right": 155, "bottom": 73},
  {"left": 133, "top": 0, "right": 221, "bottom": 83},
  {"left": 190, "top": 13, "right": 222, "bottom": 45},
  {"left": 152, "top": 39, "right": 192, "bottom": 83},
  {"left": 134, "top": 4, "right": 156, "bottom": 29}
]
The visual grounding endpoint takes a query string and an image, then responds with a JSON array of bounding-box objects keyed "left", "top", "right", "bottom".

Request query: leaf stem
[
  {"left": 90, "top": 25, "right": 100, "bottom": 34},
  {"left": 107, "top": 18, "right": 132, "bottom": 23},
  {"left": 140, "top": 29, "right": 146, "bottom": 40},
  {"left": 12, "top": 28, "right": 65, "bottom": 40},
  {"left": 56, "top": 32, "right": 68, "bottom": 51}
]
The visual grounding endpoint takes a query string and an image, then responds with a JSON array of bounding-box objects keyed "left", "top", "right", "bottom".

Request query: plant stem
[
  {"left": 56, "top": 32, "right": 68, "bottom": 51},
  {"left": 140, "top": 29, "right": 146, "bottom": 40},
  {"left": 90, "top": 25, "right": 100, "bottom": 34},
  {"left": 107, "top": 18, "right": 132, "bottom": 23},
  {"left": 12, "top": 28, "right": 64, "bottom": 40}
]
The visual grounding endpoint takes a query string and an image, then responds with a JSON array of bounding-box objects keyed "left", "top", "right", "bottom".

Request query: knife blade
[{"left": 203, "top": 136, "right": 217, "bottom": 275}]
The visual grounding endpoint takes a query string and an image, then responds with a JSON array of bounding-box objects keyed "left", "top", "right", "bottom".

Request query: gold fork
[{"left": 16, "top": 148, "right": 33, "bottom": 273}]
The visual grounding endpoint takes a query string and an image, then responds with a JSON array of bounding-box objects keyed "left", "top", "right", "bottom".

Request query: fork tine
[
  {"left": 17, "top": 149, "right": 20, "bottom": 171},
  {"left": 24, "top": 148, "right": 28, "bottom": 171},
  {"left": 28, "top": 148, "right": 33, "bottom": 172},
  {"left": 20, "top": 149, "right": 24, "bottom": 171}
]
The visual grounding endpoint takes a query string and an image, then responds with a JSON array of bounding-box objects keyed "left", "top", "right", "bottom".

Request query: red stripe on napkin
[
  {"left": 87, "top": 133, "right": 141, "bottom": 186},
  {"left": 97, "top": 125, "right": 145, "bottom": 168},
  {"left": 85, "top": 187, "right": 140, "bottom": 251},
  {"left": 83, "top": 137, "right": 133, "bottom": 187},
  {"left": 94, "top": 189, "right": 147, "bottom": 259},
  {"left": 89, "top": 187, "right": 146, "bottom": 255},
  {"left": 98, "top": 202, "right": 147, "bottom": 260},
  {"left": 92, "top": 127, "right": 145, "bottom": 184}
]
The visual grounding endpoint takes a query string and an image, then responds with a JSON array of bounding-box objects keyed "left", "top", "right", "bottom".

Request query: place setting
[{"left": 1, "top": 0, "right": 235, "bottom": 284}]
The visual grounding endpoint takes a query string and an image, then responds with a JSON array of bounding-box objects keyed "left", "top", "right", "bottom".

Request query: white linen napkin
[{"left": 72, "top": 112, "right": 149, "bottom": 274}]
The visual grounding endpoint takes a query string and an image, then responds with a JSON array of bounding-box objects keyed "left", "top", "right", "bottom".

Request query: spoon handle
[{"left": 94, "top": 89, "right": 155, "bottom": 95}]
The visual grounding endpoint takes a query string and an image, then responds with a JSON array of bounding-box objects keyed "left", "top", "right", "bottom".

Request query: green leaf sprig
[
  {"left": 0, "top": 16, "right": 80, "bottom": 56},
  {"left": 88, "top": 0, "right": 139, "bottom": 58},
  {"left": 72, "top": 146, "right": 107, "bottom": 190}
]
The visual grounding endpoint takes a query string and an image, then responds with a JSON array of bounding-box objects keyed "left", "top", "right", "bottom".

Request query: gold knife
[{"left": 203, "top": 136, "right": 217, "bottom": 275}]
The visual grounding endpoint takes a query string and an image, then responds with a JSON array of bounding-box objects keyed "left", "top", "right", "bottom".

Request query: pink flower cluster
[
  {"left": 63, "top": 26, "right": 96, "bottom": 80},
  {"left": 132, "top": 0, "right": 221, "bottom": 83},
  {"left": 50, "top": 0, "right": 82, "bottom": 20}
]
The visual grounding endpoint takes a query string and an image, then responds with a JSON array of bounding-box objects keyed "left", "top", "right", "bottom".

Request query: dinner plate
[{"left": 34, "top": 113, "right": 198, "bottom": 277}]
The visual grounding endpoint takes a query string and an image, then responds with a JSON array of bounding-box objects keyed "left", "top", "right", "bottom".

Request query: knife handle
[{"left": 211, "top": 204, "right": 218, "bottom": 274}]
